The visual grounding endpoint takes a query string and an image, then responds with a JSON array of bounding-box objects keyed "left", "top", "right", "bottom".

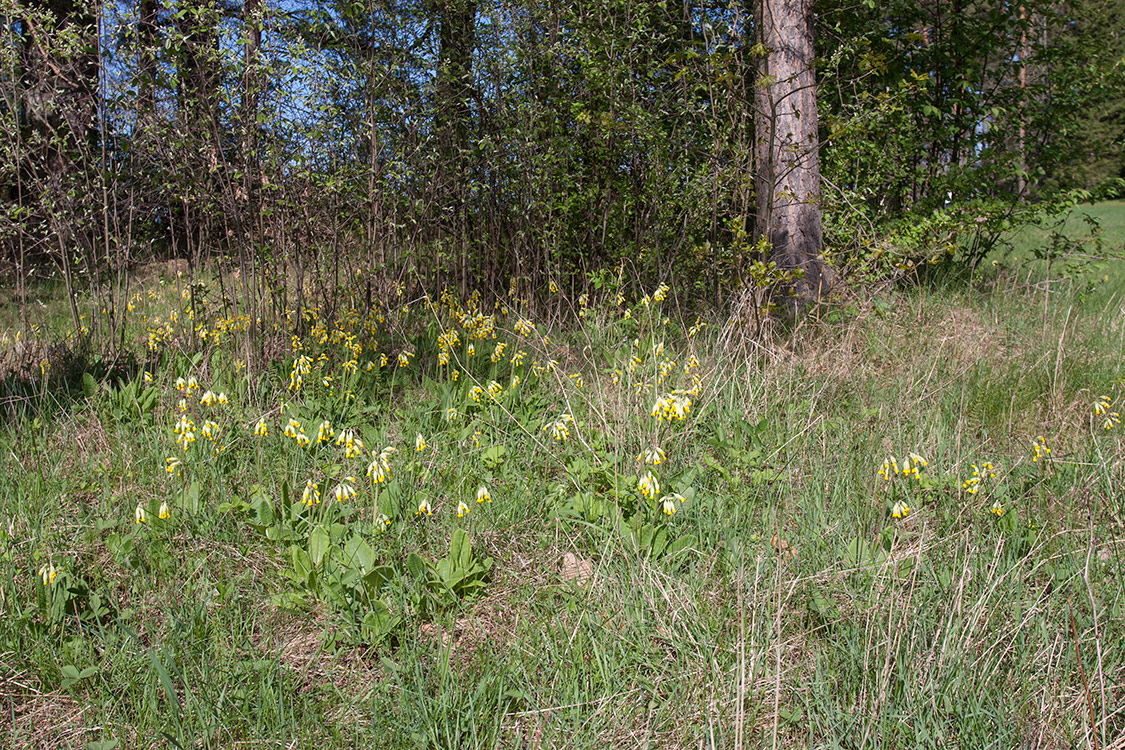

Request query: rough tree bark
[{"left": 754, "top": 0, "right": 829, "bottom": 314}]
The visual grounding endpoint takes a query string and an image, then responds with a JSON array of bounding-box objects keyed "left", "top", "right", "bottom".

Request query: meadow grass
[{"left": 0, "top": 239, "right": 1123, "bottom": 749}]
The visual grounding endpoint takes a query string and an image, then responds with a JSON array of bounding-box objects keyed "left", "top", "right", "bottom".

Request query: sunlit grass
[{"left": 0, "top": 250, "right": 1122, "bottom": 748}]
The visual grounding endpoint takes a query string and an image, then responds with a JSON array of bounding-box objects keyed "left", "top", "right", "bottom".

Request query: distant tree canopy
[{"left": 1, "top": 0, "right": 1121, "bottom": 333}]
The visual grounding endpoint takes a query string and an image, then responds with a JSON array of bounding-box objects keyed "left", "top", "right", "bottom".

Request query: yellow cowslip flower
[
  {"left": 415, "top": 433, "right": 427, "bottom": 452},
  {"left": 487, "top": 380, "right": 503, "bottom": 399},
  {"left": 175, "top": 377, "right": 186, "bottom": 391},
  {"left": 254, "top": 418, "right": 269, "bottom": 437},
  {"left": 416, "top": 498, "right": 432, "bottom": 516},
  {"left": 651, "top": 392, "right": 692, "bottom": 422},
  {"left": 891, "top": 500, "right": 910, "bottom": 519},
  {"left": 660, "top": 493, "right": 683, "bottom": 515},
  {"left": 295, "top": 431, "right": 311, "bottom": 447},
  {"left": 990, "top": 501, "right": 1004, "bottom": 517},
  {"left": 467, "top": 343, "right": 475, "bottom": 356},
  {"left": 317, "top": 420, "right": 334, "bottom": 444},
  {"left": 476, "top": 485, "right": 491, "bottom": 503},
  {"left": 549, "top": 280, "right": 559, "bottom": 294},
  {"left": 457, "top": 500, "right": 470, "bottom": 517},
  {"left": 438, "top": 350, "right": 451, "bottom": 366},
  {"left": 166, "top": 457, "right": 181, "bottom": 476},
  {"left": 302, "top": 479, "right": 320, "bottom": 507},
  {"left": 469, "top": 385, "right": 484, "bottom": 403},
  {"left": 365, "top": 360, "right": 376, "bottom": 371},
  {"left": 398, "top": 351, "right": 414, "bottom": 367},
  {"left": 545, "top": 413, "right": 573, "bottom": 442},
  {"left": 639, "top": 472, "right": 659, "bottom": 500},
  {"left": 491, "top": 341, "right": 507, "bottom": 363},
  {"left": 177, "top": 398, "right": 188, "bottom": 413},
  {"left": 1104, "top": 412, "right": 1121, "bottom": 430},
  {"left": 201, "top": 420, "right": 220, "bottom": 440},
  {"left": 200, "top": 390, "right": 217, "bottom": 407},
  {"left": 451, "top": 370, "right": 460, "bottom": 382},
  {"left": 158, "top": 501, "right": 170, "bottom": 520},
  {"left": 143, "top": 371, "right": 153, "bottom": 383},
  {"left": 283, "top": 418, "right": 301, "bottom": 438},
  {"left": 638, "top": 447, "right": 665, "bottom": 465},
  {"left": 380, "top": 353, "right": 388, "bottom": 367},
  {"left": 963, "top": 476, "right": 981, "bottom": 494},
  {"left": 1094, "top": 395, "right": 1111, "bottom": 415},
  {"left": 445, "top": 408, "right": 459, "bottom": 422},
  {"left": 569, "top": 373, "right": 584, "bottom": 389},
  {"left": 901, "top": 452, "right": 927, "bottom": 479},
  {"left": 135, "top": 504, "right": 147, "bottom": 524},
  {"left": 186, "top": 376, "right": 199, "bottom": 395},
  {"left": 878, "top": 457, "right": 899, "bottom": 481},
  {"left": 1032, "top": 436, "right": 1051, "bottom": 462},
  {"left": 333, "top": 478, "right": 357, "bottom": 503},
  {"left": 513, "top": 318, "right": 535, "bottom": 336},
  {"left": 40, "top": 562, "right": 57, "bottom": 585},
  {"left": 510, "top": 350, "right": 526, "bottom": 367}
]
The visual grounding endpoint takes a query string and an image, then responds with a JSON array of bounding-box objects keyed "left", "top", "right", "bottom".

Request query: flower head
[
  {"left": 39, "top": 562, "right": 57, "bottom": 585},
  {"left": 638, "top": 447, "right": 665, "bottom": 465},
  {"left": 891, "top": 500, "right": 910, "bottom": 519},
  {"left": 415, "top": 433, "right": 427, "bottom": 452},
  {"left": 254, "top": 418, "right": 269, "bottom": 437},
  {"left": 135, "top": 503, "right": 147, "bottom": 524},
  {"left": 476, "top": 485, "right": 491, "bottom": 503},
  {"left": 158, "top": 501, "right": 170, "bottom": 520},
  {"left": 416, "top": 498, "right": 432, "bottom": 516},
  {"left": 333, "top": 478, "right": 357, "bottom": 503},
  {"left": 639, "top": 472, "right": 660, "bottom": 500},
  {"left": 302, "top": 479, "right": 320, "bottom": 507},
  {"left": 457, "top": 500, "right": 470, "bottom": 517},
  {"left": 990, "top": 500, "right": 1004, "bottom": 517},
  {"left": 317, "top": 420, "right": 334, "bottom": 444},
  {"left": 878, "top": 456, "right": 899, "bottom": 480},
  {"left": 1032, "top": 436, "right": 1051, "bottom": 462},
  {"left": 660, "top": 492, "right": 684, "bottom": 515}
]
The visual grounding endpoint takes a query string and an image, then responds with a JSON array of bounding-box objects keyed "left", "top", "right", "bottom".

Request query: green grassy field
[{"left": 0, "top": 212, "right": 1123, "bottom": 749}]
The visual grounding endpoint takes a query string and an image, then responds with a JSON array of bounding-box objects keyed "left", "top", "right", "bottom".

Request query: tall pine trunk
[{"left": 754, "top": 0, "right": 828, "bottom": 314}]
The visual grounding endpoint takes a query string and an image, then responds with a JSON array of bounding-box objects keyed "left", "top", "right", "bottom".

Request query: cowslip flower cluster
[
  {"left": 476, "top": 485, "right": 491, "bottom": 503},
  {"left": 660, "top": 492, "right": 684, "bottom": 515},
  {"left": 639, "top": 472, "right": 660, "bottom": 500},
  {"left": 302, "top": 479, "right": 320, "bottom": 507},
  {"left": 367, "top": 446, "right": 396, "bottom": 483},
  {"left": 336, "top": 428, "right": 364, "bottom": 458},
  {"left": 638, "top": 447, "right": 666, "bottom": 465},
  {"left": 254, "top": 418, "right": 269, "bottom": 437},
  {"left": 39, "top": 562, "right": 57, "bottom": 585},
  {"left": 651, "top": 392, "right": 692, "bottom": 421},
  {"left": 283, "top": 418, "right": 311, "bottom": 446},
  {"left": 333, "top": 478, "right": 357, "bottom": 503},
  {"left": 891, "top": 499, "right": 910, "bottom": 519},
  {"left": 1095, "top": 396, "right": 1122, "bottom": 430},
  {"left": 880, "top": 452, "right": 927, "bottom": 481},
  {"left": 174, "top": 415, "right": 196, "bottom": 451},
  {"left": 962, "top": 462, "right": 995, "bottom": 494},
  {"left": 1032, "top": 436, "right": 1051, "bottom": 462},
  {"left": 317, "top": 420, "right": 334, "bottom": 444},
  {"left": 545, "top": 413, "right": 574, "bottom": 442}
]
